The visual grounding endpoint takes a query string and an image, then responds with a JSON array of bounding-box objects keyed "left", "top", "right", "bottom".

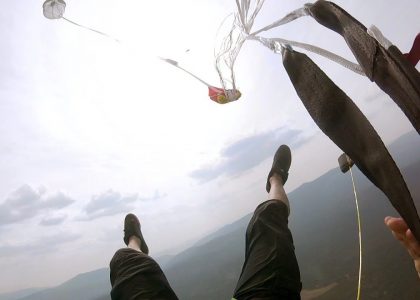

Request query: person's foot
[
  {"left": 266, "top": 145, "right": 292, "bottom": 193},
  {"left": 124, "top": 213, "right": 149, "bottom": 254}
]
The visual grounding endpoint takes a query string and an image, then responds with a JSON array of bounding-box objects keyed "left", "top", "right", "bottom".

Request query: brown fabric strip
[
  {"left": 281, "top": 47, "right": 420, "bottom": 242},
  {"left": 307, "top": 0, "right": 420, "bottom": 134}
]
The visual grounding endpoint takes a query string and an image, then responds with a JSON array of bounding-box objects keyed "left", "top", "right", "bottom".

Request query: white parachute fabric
[
  {"left": 43, "top": 0, "right": 66, "bottom": 20},
  {"left": 215, "top": 0, "right": 265, "bottom": 93},
  {"left": 215, "top": 0, "right": 366, "bottom": 94},
  {"left": 236, "top": 0, "right": 265, "bottom": 34},
  {"left": 367, "top": 25, "right": 393, "bottom": 50},
  {"left": 250, "top": 6, "right": 310, "bottom": 36},
  {"left": 248, "top": 36, "right": 365, "bottom": 75},
  {"left": 214, "top": 17, "right": 243, "bottom": 93}
]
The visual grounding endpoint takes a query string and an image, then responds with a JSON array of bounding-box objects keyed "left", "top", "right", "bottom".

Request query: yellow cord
[{"left": 349, "top": 166, "right": 362, "bottom": 300}]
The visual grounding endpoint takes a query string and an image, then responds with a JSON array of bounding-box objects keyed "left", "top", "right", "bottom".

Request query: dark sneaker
[
  {"left": 266, "top": 145, "right": 292, "bottom": 193},
  {"left": 123, "top": 213, "right": 149, "bottom": 255}
]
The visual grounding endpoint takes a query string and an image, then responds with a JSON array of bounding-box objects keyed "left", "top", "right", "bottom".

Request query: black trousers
[
  {"left": 109, "top": 200, "right": 301, "bottom": 300},
  {"left": 233, "top": 200, "right": 302, "bottom": 299},
  {"left": 109, "top": 249, "right": 178, "bottom": 300}
]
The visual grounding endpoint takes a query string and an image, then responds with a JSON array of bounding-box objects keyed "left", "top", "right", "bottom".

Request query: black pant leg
[
  {"left": 110, "top": 248, "right": 178, "bottom": 300},
  {"left": 233, "top": 200, "right": 302, "bottom": 300}
]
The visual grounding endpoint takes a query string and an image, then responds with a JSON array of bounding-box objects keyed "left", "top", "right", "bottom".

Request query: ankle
[
  {"left": 269, "top": 173, "right": 284, "bottom": 187},
  {"left": 128, "top": 236, "right": 142, "bottom": 252},
  {"left": 268, "top": 175, "right": 290, "bottom": 215}
]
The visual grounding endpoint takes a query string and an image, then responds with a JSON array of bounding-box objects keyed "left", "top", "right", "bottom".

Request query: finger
[
  {"left": 389, "top": 228, "right": 411, "bottom": 250},
  {"left": 415, "top": 259, "right": 420, "bottom": 276},
  {"left": 391, "top": 230, "right": 406, "bottom": 242},
  {"left": 384, "top": 216, "right": 392, "bottom": 223},
  {"left": 386, "top": 218, "right": 410, "bottom": 243},
  {"left": 385, "top": 217, "right": 409, "bottom": 234},
  {"left": 385, "top": 218, "right": 414, "bottom": 253},
  {"left": 406, "top": 229, "right": 420, "bottom": 248},
  {"left": 406, "top": 229, "right": 420, "bottom": 258}
]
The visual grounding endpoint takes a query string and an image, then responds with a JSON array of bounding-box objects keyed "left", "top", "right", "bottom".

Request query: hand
[{"left": 385, "top": 216, "right": 420, "bottom": 279}]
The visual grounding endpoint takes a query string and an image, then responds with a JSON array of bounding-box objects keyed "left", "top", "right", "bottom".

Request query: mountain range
[{"left": 2, "top": 131, "right": 419, "bottom": 300}]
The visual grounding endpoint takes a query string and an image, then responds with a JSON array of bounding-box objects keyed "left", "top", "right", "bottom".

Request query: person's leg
[
  {"left": 127, "top": 236, "right": 141, "bottom": 252},
  {"left": 109, "top": 214, "right": 178, "bottom": 300},
  {"left": 233, "top": 145, "right": 301, "bottom": 300},
  {"left": 268, "top": 173, "right": 290, "bottom": 214}
]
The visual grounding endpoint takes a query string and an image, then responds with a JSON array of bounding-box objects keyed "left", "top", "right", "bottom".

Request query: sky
[{"left": 0, "top": 0, "right": 419, "bottom": 294}]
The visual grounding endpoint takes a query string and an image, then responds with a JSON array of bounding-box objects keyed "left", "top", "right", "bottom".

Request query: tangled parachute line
[{"left": 215, "top": 0, "right": 366, "bottom": 93}]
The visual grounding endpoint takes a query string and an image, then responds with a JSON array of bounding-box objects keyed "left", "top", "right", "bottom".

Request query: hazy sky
[{"left": 0, "top": 0, "right": 419, "bottom": 293}]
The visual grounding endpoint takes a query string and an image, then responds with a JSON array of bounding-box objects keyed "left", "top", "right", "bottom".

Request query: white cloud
[
  {"left": 0, "top": 0, "right": 418, "bottom": 294},
  {"left": 80, "top": 189, "right": 166, "bottom": 220},
  {"left": 39, "top": 214, "right": 67, "bottom": 226},
  {"left": 0, "top": 185, "right": 74, "bottom": 226},
  {"left": 190, "top": 127, "right": 308, "bottom": 182},
  {"left": 0, "top": 233, "right": 81, "bottom": 257}
]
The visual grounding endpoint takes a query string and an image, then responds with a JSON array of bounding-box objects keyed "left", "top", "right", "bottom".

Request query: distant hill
[
  {"left": 0, "top": 288, "right": 44, "bottom": 300},
  {"left": 5, "top": 131, "right": 419, "bottom": 300},
  {"left": 17, "top": 269, "right": 110, "bottom": 300},
  {"left": 289, "top": 157, "right": 420, "bottom": 299},
  {"left": 161, "top": 131, "right": 420, "bottom": 299}
]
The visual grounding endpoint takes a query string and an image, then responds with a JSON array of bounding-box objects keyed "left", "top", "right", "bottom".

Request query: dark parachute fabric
[
  {"left": 307, "top": 0, "right": 420, "bottom": 134},
  {"left": 281, "top": 47, "right": 420, "bottom": 242}
]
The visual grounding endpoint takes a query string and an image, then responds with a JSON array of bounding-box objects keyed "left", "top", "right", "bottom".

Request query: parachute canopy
[{"left": 43, "top": 0, "right": 66, "bottom": 20}]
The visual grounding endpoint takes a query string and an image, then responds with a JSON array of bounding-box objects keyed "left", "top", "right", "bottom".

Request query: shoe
[
  {"left": 123, "top": 213, "right": 149, "bottom": 255},
  {"left": 266, "top": 145, "right": 292, "bottom": 193}
]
